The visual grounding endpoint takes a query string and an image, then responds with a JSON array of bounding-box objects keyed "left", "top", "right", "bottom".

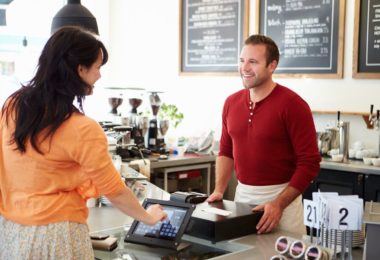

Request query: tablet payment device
[{"left": 124, "top": 198, "right": 195, "bottom": 250}]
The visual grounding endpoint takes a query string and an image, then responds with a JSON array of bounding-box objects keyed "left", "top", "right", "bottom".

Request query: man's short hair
[{"left": 244, "top": 35, "right": 280, "bottom": 66}]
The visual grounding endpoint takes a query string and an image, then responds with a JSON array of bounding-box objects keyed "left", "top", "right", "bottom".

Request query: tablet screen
[
  {"left": 133, "top": 203, "right": 187, "bottom": 240},
  {"left": 125, "top": 198, "right": 195, "bottom": 249}
]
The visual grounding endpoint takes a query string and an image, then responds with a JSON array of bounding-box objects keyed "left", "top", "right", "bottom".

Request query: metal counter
[
  {"left": 321, "top": 158, "right": 380, "bottom": 175},
  {"left": 149, "top": 154, "right": 216, "bottom": 169}
]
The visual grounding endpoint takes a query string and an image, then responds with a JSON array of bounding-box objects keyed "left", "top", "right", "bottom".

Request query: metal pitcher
[
  {"left": 318, "top": 128, "right": 339, "bottom": 155},
  {"left": 339, "top": 121, "right": 350, "bottom": 162},
  {"left": 326, "top": 127, "right": 340, "bottom": 150},
  {"left": 317, "top": 131, "right": 331, "bottom": 155}
]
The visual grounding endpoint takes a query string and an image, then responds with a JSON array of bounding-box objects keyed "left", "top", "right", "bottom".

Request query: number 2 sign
[{"left": 328, "top": 199, "right": 361, "bottom": 230}]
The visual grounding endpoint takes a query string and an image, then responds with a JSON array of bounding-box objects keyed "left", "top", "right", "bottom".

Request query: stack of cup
[{"left": 273, "top": 236, "right": 329, "bottom": 260}]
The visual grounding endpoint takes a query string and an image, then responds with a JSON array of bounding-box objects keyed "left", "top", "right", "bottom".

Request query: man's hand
[
  {"left": 252, "top": 201, "right": 284, "bottom": 234},
  {"left": 206, "top": 191, "right": 223, "bottom": 202}
]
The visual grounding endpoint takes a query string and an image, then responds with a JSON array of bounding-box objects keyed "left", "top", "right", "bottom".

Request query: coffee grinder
[
  {"left": 158, "top": 119, "right": 169, "bottom": 150},
  {"left": 126, "top": 87, "right": 145, "bottom": 147},
  {"left": 147, "top": 91, "right": 169, "bottom": 153},
  {"left": 114, "top": 125, "right": 133, "bottom": 159},
  {"left": 147, "top": 91, "right": 160, "bottom": 152},
  {"left": 105, "top": 87, "right": 126, "bottom": 123}
]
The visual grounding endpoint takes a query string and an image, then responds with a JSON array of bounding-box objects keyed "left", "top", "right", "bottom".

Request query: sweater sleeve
[
  {"left": 71, "top": 120, "right": 126, "bottom": 197},
  {"left": 284, "top": 96, "right": 321, "bottom": 192},
  {"left": 219, "top": 98, "right": 234, "bottom": 159}
]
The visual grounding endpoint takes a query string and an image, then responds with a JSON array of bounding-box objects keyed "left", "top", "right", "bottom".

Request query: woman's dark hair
[
  {"left": 244, "top": 34, "right": 280, "bottom": 66},
  {"left": 2, "top": 26, "right": 108, "bottom": 154}
]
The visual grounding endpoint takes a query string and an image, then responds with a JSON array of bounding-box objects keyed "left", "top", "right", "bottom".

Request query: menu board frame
[
  {"left": 256, "top": 0, "right": 345, "bottom": 79},
  {"left": 353, "top": 0, "right": 380, "bottom": 79},
  {"left": 179, "top": 0, "right": 249, "bottom": 76}
]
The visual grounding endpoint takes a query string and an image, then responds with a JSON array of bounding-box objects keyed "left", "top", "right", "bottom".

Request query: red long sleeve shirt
[{"left": 219, "top": 84, "right": 321, "bottom": 192}]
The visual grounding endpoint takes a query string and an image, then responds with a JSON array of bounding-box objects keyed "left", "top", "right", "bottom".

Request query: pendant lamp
[
  {"left": 51, "top": 0, "right": 99, "bottom": 35},
  {"left": 0, "top": 0, "right": 12, "bottom": 26},
  {"left": 0, "top": 9, "right": 5, "bottom": 26}
]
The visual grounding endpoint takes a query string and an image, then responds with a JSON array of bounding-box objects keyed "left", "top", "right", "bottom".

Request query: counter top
[
  {"left": 321, "top": 158, "right": 380, "bottom": 175},
  {"left": 90, "top": 207, "right": 363, "bottom": 260},
  {"left": 89, "top": 180, "right": 363, "bottom": 260},
  {"left": 149, "top": 153, "right": 216, "bottom": 169},
  {"left": 149, "top": 153, "right": 380, "bottom": 175}
]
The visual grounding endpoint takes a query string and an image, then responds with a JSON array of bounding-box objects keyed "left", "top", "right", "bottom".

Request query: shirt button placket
[{"left": 249, "top": 101, "right": 253, "bottom": 125}]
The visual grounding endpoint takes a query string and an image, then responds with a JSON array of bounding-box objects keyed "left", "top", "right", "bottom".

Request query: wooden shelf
[
  {"left": 312, "top": 110, "right": 373, "bottom": 129},
  {"left": 312, "top": 110, "right": 369, "bottom": 116}
]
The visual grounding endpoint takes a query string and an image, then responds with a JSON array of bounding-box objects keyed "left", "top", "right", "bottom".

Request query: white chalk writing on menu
[
  {"left": 263, "top": 0, "right": 336, "bottom": 71},
  {"left": 184, "top": 0, "right": 242, "bottom": 67},
  {"left": 366, "top": 0, "right": 380, "bottom": 65}
]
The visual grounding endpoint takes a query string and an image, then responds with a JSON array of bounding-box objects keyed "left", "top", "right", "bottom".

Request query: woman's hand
[
  {"left": 144, "top": 204, "right": 167, "bottom": 225},
  {"left": 107, "top": 188, "right": 168, "bottom": 226}
]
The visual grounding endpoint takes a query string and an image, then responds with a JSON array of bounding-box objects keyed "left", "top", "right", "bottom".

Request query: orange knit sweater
[{"left": 0, "top": 111, "right": 125, "bottom": 225}]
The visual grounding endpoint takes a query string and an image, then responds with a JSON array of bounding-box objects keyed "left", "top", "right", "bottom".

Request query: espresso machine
[
  {"left": 105, "top": 124, "right": 149, "bottom": 160},
  {"left": 147, "top": 91, "right": 169, "bottom": 153},
  {"left": 102, "top": 87, "right": 150, "bottom": 160}
]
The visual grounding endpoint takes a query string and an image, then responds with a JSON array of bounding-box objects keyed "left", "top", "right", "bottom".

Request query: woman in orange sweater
[{"left": 0, "top": 26, "right": 166, "bottom": 259}]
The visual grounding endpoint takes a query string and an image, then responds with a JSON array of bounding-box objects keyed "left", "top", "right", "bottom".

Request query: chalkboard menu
[
  {"left": 258, "top": 0, "right": 345, "bottom": 78},
  {"left": 180, "top": 0, "right": 249, "bottom": 75},
  {"left": 353, "top": 0, "right": 380, "bottom": 78}
]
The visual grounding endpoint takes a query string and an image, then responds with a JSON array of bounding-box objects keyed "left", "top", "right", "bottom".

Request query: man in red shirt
[{"left": 207, "top": 35, "right": 321, "bottom": 234}]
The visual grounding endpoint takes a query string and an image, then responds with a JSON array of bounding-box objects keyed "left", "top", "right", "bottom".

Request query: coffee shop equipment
[
  {"left": 112, "top": 125, "right": 132, "bottom": 158},
  {"left": 317, "top": 112, "right": 340, "bottom": 156},
  {"left": 317, "top": 111, "right": 350, "bottom": 161},
  {"left": 337, "top": 111, "right": 350, "bottom": 162},
  {"left": 170, "top": 191, "right": 208, "bottom": 204},
  {"left": 105, "top": 87, "right": 126, "bottom": 116},
  {"left": 125, "top": 87, "right": 146, "bottom": 147},
  {"left": 368, "top": 104, "right": 380, "bottom": 157},
  {"left": 317, "top": 130, "right": 336, "bottom": 156},
  {"left": 147, "top": 91, "right": 168, "bottom": 153},
  {"left": 105, "top": 124, "right": 150, "bottom": 160}
]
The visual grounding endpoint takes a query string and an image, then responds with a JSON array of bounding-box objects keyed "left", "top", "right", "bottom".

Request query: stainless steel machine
[
  {"left": 102, "top": 87, "right": 151, "bottom": 160},
  {"left": 125, "top": 87, "right": 147, "bottom": 147},
  {"left": 147, "top": 91, "right": 169, "bottom": 153}
]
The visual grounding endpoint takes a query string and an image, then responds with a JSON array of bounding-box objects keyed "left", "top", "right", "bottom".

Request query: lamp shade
[
  {"left": 0, "top": 9, "right": 5, "bottom": 26},
  {"left": 51, "top": 0, "right": 98, "bottom": 35}
]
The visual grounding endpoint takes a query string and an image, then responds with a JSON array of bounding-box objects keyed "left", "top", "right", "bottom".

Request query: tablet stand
[{"left": 176, "top": 241, "right": 191, "bottom": 251}]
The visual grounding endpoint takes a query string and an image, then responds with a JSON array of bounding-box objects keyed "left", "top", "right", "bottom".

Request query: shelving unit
[
  {"left": 153, "top": 164, "right": 211, "bottom": 194},
  {"left": 312, "top": 110, "right": 372, "bottom": 129},
  {"left": 149, "top": 155, "right": 216, "bottom": 195}
]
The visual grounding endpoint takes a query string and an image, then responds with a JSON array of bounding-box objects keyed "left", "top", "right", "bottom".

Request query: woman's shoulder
[
  {"left": 68, "top": 112, "right": 98, "bottom": 125},
  {"left": 61, "top": 112, "right": 104, "bottom": 139}
]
